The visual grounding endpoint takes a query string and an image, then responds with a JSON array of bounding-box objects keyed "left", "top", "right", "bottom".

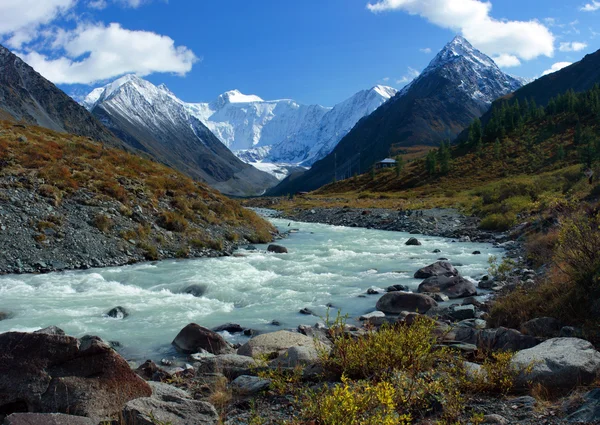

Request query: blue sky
[{"left": 1, "top": 0, "right": 599, "bottom": 106}]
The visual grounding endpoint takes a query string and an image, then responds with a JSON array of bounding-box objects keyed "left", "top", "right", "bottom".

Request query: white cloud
[
  {"left": 381, "top": 77, "right": 390, "bottom": 82},
  {"left": 366, "top": 0, "right": 555, "bottom": 66},
  {"left": 88, "top": 0, "right": 108, "bottom": 9},
  {"left": 396, "top": 67, "right": 420, "bottom": 84},
  {"left": 16, "top": 22, "right": 198, "bottom": 85},
  {"left": 420, "top": 47, "right": 432, "bottom": 53},
  {"left": 492, "top": 54, "right": 521, "bottom": 67},
  {"left": 559, "top": 41, "right": 588, "bottom": 52},
  {"left": 581, "top": 1, "right": 600, "bottom": 12},
  {"left": 0, "top": 0, "right": 75, "bottom": 48},
  {"left": 541, "top": 61, "right": 572, "bottom": 76}
]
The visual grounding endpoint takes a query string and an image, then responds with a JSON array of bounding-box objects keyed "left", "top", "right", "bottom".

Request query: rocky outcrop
[
  {"left": 418, "top": 275, "right": 477, "bottom": 299},
  {"left": 512, "top": 338, "right": 600, "bottom": 389},
  {"left": 0, "top": 332, "right": 151, "bottom": 422},
  {"left": 376, "top": 292, "right": 438, "bottom": 314},
  {"left": 172, "top": 323, "right": 233, "bottom": 355},
  {"left": 230, "top": 376, "right": 271, "bottom": 396},
  {"left": 520, "top": 317, "right": 562, "bottom": 338},
  {"left": 237, "top": 331, "right": 321, "bottom": 358}
]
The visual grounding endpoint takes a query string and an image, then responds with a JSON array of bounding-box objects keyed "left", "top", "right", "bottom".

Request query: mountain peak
[
  {"left": 428, "top": 35, "right": 495, "bottom": 71},
  {"left": 371, "top": 85, "right": 397, "bottom": 99},
  {"left": 220, "top": 89, "right": 264, "bottom": 104}
]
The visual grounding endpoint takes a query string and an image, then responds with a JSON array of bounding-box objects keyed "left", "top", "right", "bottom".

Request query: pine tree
[
  {"left": 425, "top": 150, "right": 437, "bottom": 175},
  {"left": 437, "top": 141, "right": 451, "bottom": 174},
  {"left": 370, "top": 165, "right": 376, "bottom": 180},
  {"left": 395, "top": 155, "right": 404, "bottom": 177},
  {"left": 574, "top": 121, "right": 583, "bottom": 145},
  {"left": 556, "top": 144, "right": 565, "bottom": 162},
  {"left": 494, "top": 138, "right": 501, "bottom": 161},
  {"left": 468, "top": 118, "right": 483, "bottom": 147}
]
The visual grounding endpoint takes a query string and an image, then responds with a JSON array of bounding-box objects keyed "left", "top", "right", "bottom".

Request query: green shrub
[{"left": 479, "top": 213, "right": 516, "bottom": 231}]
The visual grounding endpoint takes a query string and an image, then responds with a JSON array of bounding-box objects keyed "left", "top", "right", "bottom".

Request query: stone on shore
[
  {"left": 122, "top": 396, "right": 218, "bottom": 425},
  {"left": 3, "top": 413, "right": 96, "bottom": 425},
  {"left": 512, "top": 338, "right": 600, "bottom": 389},
  {"left": 237, "top": 330, "right": 323, "bottom": 358}
]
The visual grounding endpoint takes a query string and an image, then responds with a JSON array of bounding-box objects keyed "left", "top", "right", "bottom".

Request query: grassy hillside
[{"left": 0, "top": 120, "right": 275, "bottom": 273}]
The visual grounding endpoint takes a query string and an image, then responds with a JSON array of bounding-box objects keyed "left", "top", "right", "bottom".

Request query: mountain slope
[
  {"left": 85, "top": 75, "right": 278, "bottom": 196},
  {"left": 0, "top": 44, "right": 123, "bottom": 148},
  {"left": 477, "top": 48, "right": 600, "bottom": 127},
  {"left": 268, "top": 36, "right": 524, "bottom": 195},
  {"left": 0, "top": 119, "right": 275, "bottom": 274}
]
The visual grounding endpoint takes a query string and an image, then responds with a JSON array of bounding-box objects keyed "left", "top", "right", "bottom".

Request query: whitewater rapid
[{"left": 0, "top": 217, "right": 502, "bottom": 360}]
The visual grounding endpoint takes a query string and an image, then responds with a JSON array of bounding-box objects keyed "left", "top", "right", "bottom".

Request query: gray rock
[
  {"left": 123, "top": 396, "right": 218, "bottom": 425},
  {"left": 449, "top": 305, "right": 475, "bottom": 321},
  {"left": 195, "top": 354, "right": 258, "bottom": 379},
  {"left": 454, "top": 327, "right": 537, "bottom": 351},
  {"left": 267, "top": 244, "right": 288, "bottom": 254},
  {"left": 376, "top": 292, "right": 438, "bottom": 314},
  {"left": 418, "top": 275, "right": 477, "bottom": 299},
  {"left": 34, "top": 326, "right": 65, "bottom": 336},
  {"left": 520, "top": 317, "right": 562, "bottom": 338},
  {"left": 482, "top": 414, "right": 509, "bottom": 424},
  {"left": 230, "top": 375, "right": 271, "bottom": 395},
  {"left": 105, "top": 306, "right": 129, "bottom": 319},
  {"left": 172, "top": 323, "right": 232, "bottom": 355},
  {"left": 512, "top": 338, "right": 600, "bottom": 389},
  {"left": 148, "top": 381, "right": 192, "bottom": 401},
  {"left": 3, "top": 413, "right": 95, "bottom": 425},
  {"left": 405, "top": 237, "right": 421, "bottom": 246},
  {"left": 359, "top": 311, "right": 385, "bottom": 321},
  {"left": 386, "top": 284, "right": 408, "bottom": 292},
  {"left": 565, "top": 388, "right": 600, "bottom": 423},
  {"left": 560, "top": 326, "right": 583, "bottom": 338},
  {"left": 211, "top": 323, "right": 244, "bottom": 334},
  {"left": 0, "top": 312, "right": 11, "bottom": 321},
  {"left": 183, "top": 284, "right": 208, "bottom": 297},
  {"left": 270, "top": 345, "right": 320, "bottom": 368},
  {"left": 237, "top": 330, "right": 324, "bottom": 358},
  {"left": 414, "top": 261, "right": 458, "bottom": 279}
]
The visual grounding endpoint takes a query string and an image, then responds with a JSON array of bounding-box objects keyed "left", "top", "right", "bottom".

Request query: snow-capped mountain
[
  {"left": 399, "top": 35, "right": 525, "bottom": 104},
  {"left": 82, "top": 74, "right": 278, "bottom": 196},
  {"left": 84, "top": 77, "right": 397, "bottom": 180},
  {"left": 184, "top": 85, "right": 397, "bottom": 170},
  {"left": 269, "top": 35, "right": 526, "bottom": 195}
]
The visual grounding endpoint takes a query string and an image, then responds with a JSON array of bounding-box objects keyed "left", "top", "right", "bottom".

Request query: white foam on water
[{"left": 0, "top": 217, "right": 503, "bottom": 360}]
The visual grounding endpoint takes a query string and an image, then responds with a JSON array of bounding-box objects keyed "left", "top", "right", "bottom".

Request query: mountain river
[{"left": 0, "top": 214, "right": 503, "bottom": 361}]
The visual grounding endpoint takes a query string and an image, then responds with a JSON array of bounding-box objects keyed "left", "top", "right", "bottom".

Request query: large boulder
[
  {"left": 195, "top": 354, "right": 258, "bottom": 379},
  {"left": 3, "top": 413, "right": 96, "bottom": 425},
  {"left": 414, "top": 261, "right": 458, "bottom": 279},
  {"left": 512, "top": 338, "right": 600, "bottom": 389},
  {"left": 172, "top": 323, "right": 233, "bottom": 355},
  {"left": 0, "top": 332, "right": 151, "bottom": 422},
  {"left": 105, "top": 306, "right": 129, "bottom": 319},
  {"left": 418, "top": 275, "right": 477, "bottom": 299},
  {"left": 182, "top": 284, "right": 207, "bottom": 297},
  {"left": 122, "top": 397, "right": 218, "bottom": 425},
  {"left": 237, "top": 331, "right": 322, "bottom": 359},
  {"left": 376, "top": 292, "right": 438, "bottom": 314}
]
